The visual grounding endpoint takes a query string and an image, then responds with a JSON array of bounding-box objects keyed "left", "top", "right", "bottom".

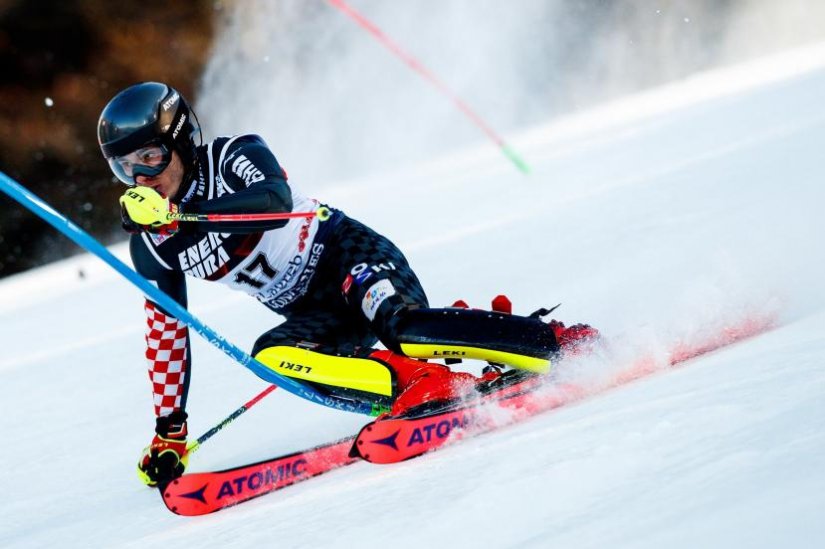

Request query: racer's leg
[
  {"left": 252, "top": 215, "right": 596, "bottom": 415},
  {"left": 332, "top": 217, "right": 577, "bottom": 374}
]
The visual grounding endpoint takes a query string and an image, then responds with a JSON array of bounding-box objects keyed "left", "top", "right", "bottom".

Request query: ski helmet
[{"left": 97, "top": 82, "right": 201, "bottom": 185}]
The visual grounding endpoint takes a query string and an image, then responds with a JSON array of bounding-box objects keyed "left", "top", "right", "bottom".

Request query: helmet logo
[
  {"left": 162, "top": 91, "right": 180, "bottom": 111},
  {"left": 172, "top": 113, "right": 187, "bottom": 139}
]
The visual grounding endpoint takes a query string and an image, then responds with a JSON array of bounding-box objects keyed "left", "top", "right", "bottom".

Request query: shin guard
[{"left": 392, "top": 308, "right": 559, "bottom": 373}]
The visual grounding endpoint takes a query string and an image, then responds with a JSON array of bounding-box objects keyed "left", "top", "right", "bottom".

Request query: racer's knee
[
  {"left": 372, "top": 302, "right": 417, "bottom": 353},
  {"left": 342, "top": 268, "right": 426, "bottom": 353}
]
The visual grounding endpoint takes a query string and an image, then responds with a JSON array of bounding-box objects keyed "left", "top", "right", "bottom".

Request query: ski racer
[{"left": 97, "top": 82, "right": 598, "bottom": 487}]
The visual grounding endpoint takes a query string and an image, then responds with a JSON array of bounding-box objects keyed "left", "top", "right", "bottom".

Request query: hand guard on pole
[{"left": 119, "top": 186, "right": 179, "bottom": 235}]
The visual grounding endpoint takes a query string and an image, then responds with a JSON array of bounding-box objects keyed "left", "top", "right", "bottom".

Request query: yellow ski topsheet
[
  {"left": 400, "top": 343, "right": 551, "bottom": 374},
  {"left": 255, "top": 346, "right": 394, "bottom": 397}
]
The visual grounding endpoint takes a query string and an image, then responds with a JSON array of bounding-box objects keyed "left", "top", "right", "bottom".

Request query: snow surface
[{"left": 2, "top": 44, "right": 825, "bottom": 548}]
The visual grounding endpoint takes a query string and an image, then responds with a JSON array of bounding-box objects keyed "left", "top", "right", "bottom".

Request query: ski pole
[
  {"left": 170, "top": 206, "right": 332, "bottom": 224},
  {"left": 0, "top": 172, "right": 375, "bottom": 416},
  {"left": 185, "top": 384, "right": 278, "bottom": 458}
]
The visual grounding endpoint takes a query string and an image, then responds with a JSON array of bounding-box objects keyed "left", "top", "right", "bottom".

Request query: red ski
[
  {"left": 350, "top": 373, "right": 557, "bottom": 463},
  {"left": 350, "top": 377, "right": 542, "bottom": 463},
  {"left": 160, "top": 436, "right": 357, "bottom": 516},
  {"left": 352, "top": 313, "right": 777, "bottom": 464}
]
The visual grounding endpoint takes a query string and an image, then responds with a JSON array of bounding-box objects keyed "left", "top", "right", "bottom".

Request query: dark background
[{"left": 0, "top": 0, "right": 216, "bottom": 278}]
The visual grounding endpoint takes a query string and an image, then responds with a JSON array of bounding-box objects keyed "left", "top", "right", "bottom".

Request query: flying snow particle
[{"left": 45, "top": 97, "right": 54, "bottom": 107}]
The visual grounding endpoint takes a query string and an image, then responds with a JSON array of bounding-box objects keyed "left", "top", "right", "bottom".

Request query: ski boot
[
  {"left": 370, "top": 350, "right": 479, "bottom": 417},
  {"left": 540, "top": 316, "right": 600, "bottom": 356}
]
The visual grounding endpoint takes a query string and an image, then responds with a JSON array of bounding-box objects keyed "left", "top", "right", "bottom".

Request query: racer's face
[{"left": 134, "top": 149, "right": 185, "bottom": 200}]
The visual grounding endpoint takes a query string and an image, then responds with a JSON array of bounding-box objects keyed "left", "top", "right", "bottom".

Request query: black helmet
[{"left": 97, "top": 82, "right": 201, "bottom": 185}]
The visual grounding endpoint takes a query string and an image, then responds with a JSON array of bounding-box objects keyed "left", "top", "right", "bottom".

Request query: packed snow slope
[{"left": 1, "top": 44, "right": 824, "bottom": 548}]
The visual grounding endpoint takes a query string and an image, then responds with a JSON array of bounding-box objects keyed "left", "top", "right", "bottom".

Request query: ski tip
[
  {"left": 348, "top": 441, "right": 362, "bottom": 459},
  {"left": 349, "top": 423, "right": 374, "bottom": 459}
]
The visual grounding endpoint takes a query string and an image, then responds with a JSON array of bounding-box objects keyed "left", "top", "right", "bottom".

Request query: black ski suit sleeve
[
  {"left": 130, "top": 233, "right": 188, "bottom": 310},
  {"left": 180, "top": 137, "right": 293, "bottom": 234}
]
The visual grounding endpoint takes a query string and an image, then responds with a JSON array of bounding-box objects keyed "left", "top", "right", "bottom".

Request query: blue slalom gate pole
[{"left": 0, "top": 171, "right": 374, "bottom": 416}]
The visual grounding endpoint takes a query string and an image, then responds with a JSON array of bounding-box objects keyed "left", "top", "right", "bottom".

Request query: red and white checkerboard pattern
[{"left": 144, "top": 301, "right": 189, "bottom": 417}]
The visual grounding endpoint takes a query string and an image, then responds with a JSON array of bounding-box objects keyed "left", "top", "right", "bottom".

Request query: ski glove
[
  {"left": 137, "top": 411, "right": 189, "bottom": 487},
  {"left": 119, "top": 186, "right": 179, "bottom": 235}
]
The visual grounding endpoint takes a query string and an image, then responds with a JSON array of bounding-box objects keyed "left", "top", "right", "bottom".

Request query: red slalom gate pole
[{"left": 326, "top": 0, "right": 530, "bottom": 174}]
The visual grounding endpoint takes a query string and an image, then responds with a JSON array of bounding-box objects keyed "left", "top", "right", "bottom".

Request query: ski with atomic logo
[
  {"left": 350, "top": 314, "right": 777, "bottom": 464},
  {"left": 349, "top": 372, "right": 550, "bottom": 463},
  {"left": 157, "top": 371, "right": 540, "bottom": 516},
  {"left": 159, "top": 436, "right": 357, "bottom": 516}
]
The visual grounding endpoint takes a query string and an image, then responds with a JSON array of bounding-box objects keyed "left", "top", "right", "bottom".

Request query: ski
[
  {"left": 160, "top": 436, "right": 357, "bottom": 516},
  {"left": 351, "top": 314, "right": 777, "bottom": 464},
  {"left": 350, "top": 372, "right": 549, "bottom": 463}
]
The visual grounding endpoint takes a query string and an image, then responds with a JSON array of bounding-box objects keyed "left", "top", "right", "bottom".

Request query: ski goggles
[{"left": 107, "top": 142, "right": 172, "bottom": 185}]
